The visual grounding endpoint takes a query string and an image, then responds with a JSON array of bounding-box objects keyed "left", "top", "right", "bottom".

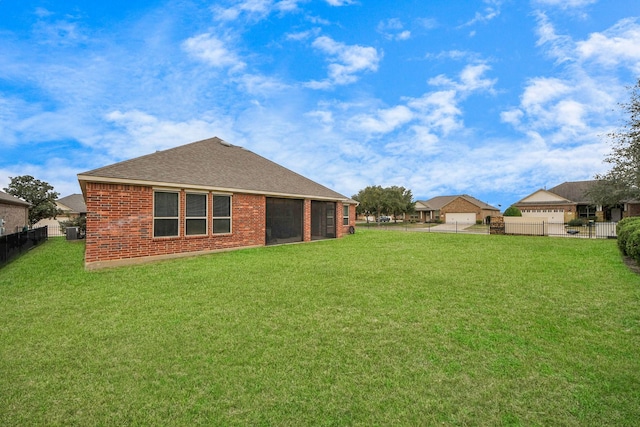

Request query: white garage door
[{"left": 446, "top": 213, "right": 476, "bottom": 224}]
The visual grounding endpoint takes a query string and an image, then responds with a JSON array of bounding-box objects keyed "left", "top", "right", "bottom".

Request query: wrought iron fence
[
  {"left": 495, "top": 221, "right": 617, "bottom": 239},
  {"left": 0, "top": 226, "right": 49, "bottom": 268}
]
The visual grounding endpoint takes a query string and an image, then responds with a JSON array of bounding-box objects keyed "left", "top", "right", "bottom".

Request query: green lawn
[{"left": 1, "top": 230, "right": 639, "bottom": 426}]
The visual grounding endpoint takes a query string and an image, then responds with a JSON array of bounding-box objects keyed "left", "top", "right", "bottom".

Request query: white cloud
[
  {"left": 307, "top": 36, "right": 381, "bottom": 88},
  {"left": 377, "top": 18, "right": 411, "bottom": 41},
  {"left": 459, "top": 0, "right": 502, "bottom": 27},
  {"left": 325, "top": 0, "right": 355, "bottom": 6},
  {"left": 350, "top": 105, "right": 414, "bottom": 134},
  {"left": 533, "top": 0, "right": 596, "bottom": 9},
  {"left": 212, "top": 0, "right": 303, "bottom": 21},
  {"left": 428, "top": 63, "right": 496, "bottom": 94},
  {"left": 104, "top": 110, "right": 237, "bottom": 158},
  {"left": 576, "top": 18, "right": 640, "bottom": 72},
  {"left": 182, "top": 33, "right": 246, "bottom": 71}
]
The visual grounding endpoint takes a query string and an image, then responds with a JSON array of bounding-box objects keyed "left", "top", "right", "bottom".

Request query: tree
[
  {"left": 503, "top": 206, "right": 522, "bottom": 217},
  {"left": 352, "top": 185, "right": 415, "bottom": 222},
  {"left": 383, "top": 186, "right": 415, "bottom": 222},
  {"left": 3, "top": 175, "right": 60, "bottom": 226},
  {"left": 353, "top": 185, "right": 384, "bottom": 222},
  {"left": 590, "top": 79, "right": 640, "bottom": 204}
]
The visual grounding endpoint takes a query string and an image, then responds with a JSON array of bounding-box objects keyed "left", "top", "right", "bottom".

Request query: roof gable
[
  {"left": 517, "top": 189, "right": 571, "bottom": 204},
  {"left": 78, "top": 137, "right": 347, "bottom": 201},
  {"left": 418, "top": 195, "right": 500, "bottom": 211}
]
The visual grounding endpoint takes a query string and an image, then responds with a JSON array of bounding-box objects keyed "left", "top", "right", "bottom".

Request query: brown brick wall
[
  {"left": 85, "top": 183, "right": 355, "bottom": 268},
  {"left": 0, "top": 203, "right": 29, "bottom": 234},
  {"left": 85, "top": 183, "right": 266, "bottom": 267},
  {"left": 441, "top": 198, "right": 481, "bottom": 222}
]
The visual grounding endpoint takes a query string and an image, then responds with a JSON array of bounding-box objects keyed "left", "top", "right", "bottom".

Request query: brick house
[
  {"left": 414, "top": 195, "right": 500, "bottom": 224},
  {"left": 78, "top": 137, "right": 357, "bottom": 269},
  {"left": 0, "top": 191, "right": 30, "bottom": 235},
  {"left": 513, "top": 180, "right": 635, "bottom": 223}
]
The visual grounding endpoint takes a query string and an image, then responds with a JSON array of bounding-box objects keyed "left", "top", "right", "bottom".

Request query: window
[
  {"left": 186, "top": 193, "right": 207, "bottom": 236},
  {"left": 343, "top": 204, "right": 350, "bottom": 226},
  {"left": 213, "top": 195, "right": 231, "bottom": 234},
  {"left": 154, "top": 191, "right": 179, "bottom": 237}
]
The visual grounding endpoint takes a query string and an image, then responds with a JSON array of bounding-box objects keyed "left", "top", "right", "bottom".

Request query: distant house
[
  {"left": 414, "top": 195, "right": 500, "bottom": 224},
  {"left": 78, "top": 137, "right": 357, "bottom": 269},
  {"left": 0, "top": 191, "right": 30, "bottom": 235},
  {"left": 34, "top": 194, "right": 87, "bottom": 233},
  {"left": 513, "top": 180, "right": 634, "bottom": 223}
]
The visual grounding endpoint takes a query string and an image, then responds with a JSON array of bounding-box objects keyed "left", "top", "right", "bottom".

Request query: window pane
[
  {"left": 213, "top": 195, "right": 230, "bottom": 217},
  {"left": 186, "top": 219, "right": 207, "bottom": 235},
  {"left": 213, "top": 219, "right": 231, "bottom": 234},
  {"left": 155, "top": 192, "right": 178, "bottom": 217},
  {"left": 154, "top": 219, "right": 178, "bottom": 237},
  {"left": 186, "top": 193, "right": 207, "bottom": 217}
]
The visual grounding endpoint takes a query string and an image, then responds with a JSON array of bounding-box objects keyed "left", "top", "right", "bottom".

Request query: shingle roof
[
  {"left": 0, "top": 191, "right": 30, "bottom": 207},
  {"left": 547, "top": 180, "right": 597, "bottom": 204},
  {"left": 78, "top": 137, "right": 348, "bottom": 201},
  {"left": 417, "top": 194, "right": 500, "bottom": 211},
  {"left": 57, "top": 194, "right": 87, "bottom": 214}
]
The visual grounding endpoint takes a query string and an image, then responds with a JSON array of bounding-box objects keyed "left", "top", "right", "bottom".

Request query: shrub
[
  {"left": 503, "top": 206, "right": 522, "bottom": 217},
  {"left": 567, "top": 218, "right": 586, "bottom": 227},
  {"left": 626, "top": 228, "right": 640, "bottom": 261},
  {"left": 616, "top": 217, "right": 640, "bottom": 255}
]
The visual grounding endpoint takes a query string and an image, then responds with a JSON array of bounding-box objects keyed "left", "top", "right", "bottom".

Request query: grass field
[{"left": 1, "top": 230, "right": 639, "bottom": 425}]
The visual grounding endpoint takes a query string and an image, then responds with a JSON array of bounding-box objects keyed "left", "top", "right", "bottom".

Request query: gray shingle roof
[
  {"left": 0, "top": 190, "right": 30, "bottom": 207},
  {"left": 57, "top": 194, "right": 87, "bottom": 214},
  {"left": 417, "top": 194, "right": 500, "bottom": 211},
  {"left": 547, "top": 180, "right": 597, "bottom": 204},
  {"left": 78, "top": 137, "right": 348, "bottom": 201}
]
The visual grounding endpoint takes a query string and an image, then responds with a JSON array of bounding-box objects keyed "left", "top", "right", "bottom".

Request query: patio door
[{"left": 311, "top": 201, "right": 336, "bottom": 240}]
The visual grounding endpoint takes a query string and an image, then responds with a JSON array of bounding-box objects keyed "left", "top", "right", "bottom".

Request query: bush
[
  {"left": 616, "top": 217, "right": 640, "bottom": 255},
  {"left": 503, "top": 206, "right": 522, "bottom": 217},
  {"left": 626, "top": 228, "right": 640, "bottom": 261},
  {"left": 567, "top": 218, "right": 586, "bottom": 226}
]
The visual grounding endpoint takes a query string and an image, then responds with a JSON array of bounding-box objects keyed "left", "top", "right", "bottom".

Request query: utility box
[{"left": 66, "top": 227, "right": 79, "bottom": 240}]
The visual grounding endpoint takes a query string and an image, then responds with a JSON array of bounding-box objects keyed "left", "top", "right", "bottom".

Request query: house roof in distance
[
  {"left": 417, "top": 194, "right": 500, "bottom": 211},
  {"left": 78, "top": 137, "right": 348, "bottom": 201},
  {"left": 0, "top": 190, "right": 30, "bottom": 207},
  {"left": 547, "top": 180, "right": 597, "bottom": 204},
  {"left": 57, "top": 194, "right": 87, "bottom": 214}
]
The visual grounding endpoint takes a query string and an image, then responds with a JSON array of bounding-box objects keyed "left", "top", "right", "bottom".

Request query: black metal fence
[
  {"left": 494, "top": 221, "right": 617, "bottom": 239},
  {"left": 0, "top": 226, "right": 49, "bottom": 268}
]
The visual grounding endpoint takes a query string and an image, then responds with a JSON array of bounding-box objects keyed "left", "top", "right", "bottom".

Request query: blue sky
[{"left": 1, "top": 0, "right": 639, "bottom": 209}]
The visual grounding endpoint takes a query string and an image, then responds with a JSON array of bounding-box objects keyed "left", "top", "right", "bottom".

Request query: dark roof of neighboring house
[
  {"left": 547, "top": 180, "right": 597, "bottom": 204},
  {"left": 0, "top": 191, "right": 30, "bottom": 207},
  {"left": 78, "top": 137, "right": 348, "bottom": 201},
  {"left": 417, "top": 194, "right": 500, "bottom": 211},
  {"left": 57, "top": 194, "right": 87, "bottom": 214}
]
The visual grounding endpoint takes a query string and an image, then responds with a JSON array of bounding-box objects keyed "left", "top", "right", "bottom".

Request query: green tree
[
  {"left": 353, "top": 185, "right": 384, "bottom": 222},
  {"left": 503, "top": 206, "right": 522, "bottom": 216},
  {"left": 3, "top": 175, "right": 61, "bottom": 226},
  {"left": 384, "top": 186, "right": 415, "bottom": 222},
  {"left": 591, "top": 78, "right": 640, "bottom": 204},
  {"left": 353, "top": 185, "right": 415, "bottom": 222}
]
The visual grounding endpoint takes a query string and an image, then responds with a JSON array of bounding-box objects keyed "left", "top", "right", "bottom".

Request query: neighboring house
[
  {"left": 414, "top": 195, "right": 500, "bottom": 224},
  {"left": 0, "top": 191, "right": 30, "bottom": 235},
  {"left": 78, "top": 137, "right": 357, "bottom": 269},
  {"left": 34, "top": 193, "right": 87, "bottom": 233},
  {"left": 513, "top": 180, "right": 631, "bottom": 223}
]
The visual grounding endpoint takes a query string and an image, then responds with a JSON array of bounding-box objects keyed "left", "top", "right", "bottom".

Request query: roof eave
[{"left": 77, "top": 175, "right": 349, "bottom": 202}]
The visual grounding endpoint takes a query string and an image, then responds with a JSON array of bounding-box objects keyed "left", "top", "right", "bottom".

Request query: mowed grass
[{"left": 1, "top": 230, "right": 639, "bottom": 426}]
